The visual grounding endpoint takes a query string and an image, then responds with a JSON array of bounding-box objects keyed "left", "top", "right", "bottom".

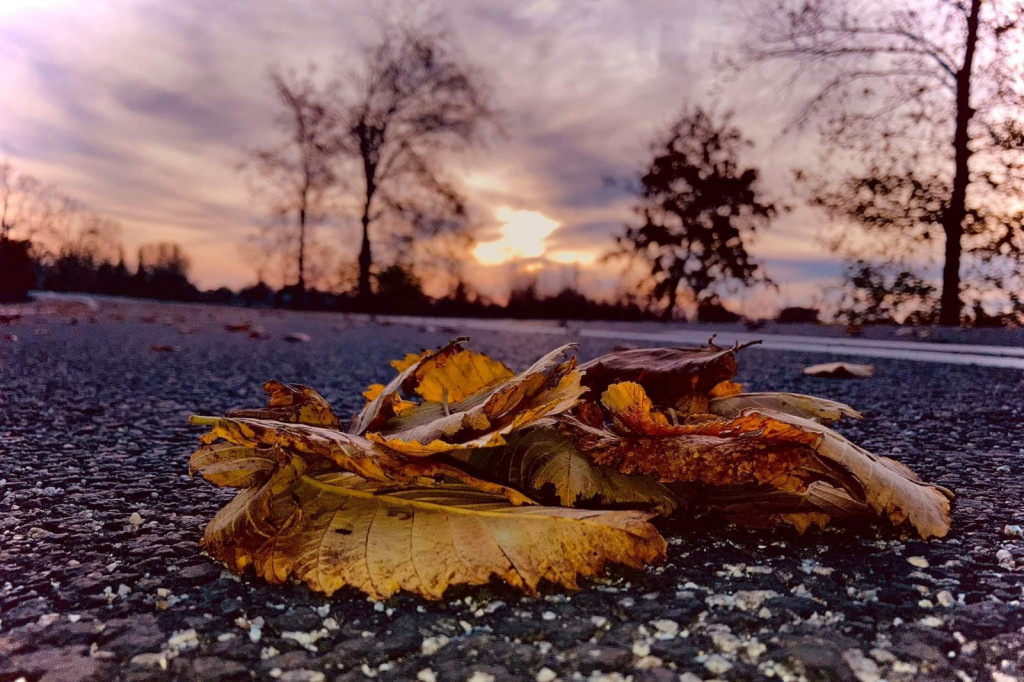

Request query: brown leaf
[
  {"left": 734, "top": 409, "right": 953, "bottom": 538},
  {"left": 588, "top": 430, "right": 818, "bottom": 491},
  {"left": 579, "top": 343, "right": 755, "bottom": 405},
  {"left": 227, "top": 381, "right": 341, "bottom": 428},
  {"left": 803, "top": 362, "right": 875, "bottom": 378},
  {"left": 689, "top": 481, "right": 872, "bottom": 532},
  {"left": 200, "top": 456, "right": 666, "bottom": 600}
]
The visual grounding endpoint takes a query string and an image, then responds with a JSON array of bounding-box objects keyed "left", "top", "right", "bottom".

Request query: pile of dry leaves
[{"left": 188, "top": 339, "right": 953, "bottom": 600}]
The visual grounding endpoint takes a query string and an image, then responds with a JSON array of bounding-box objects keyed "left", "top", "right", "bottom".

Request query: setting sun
[{"left": 473, "top": 207, "right": 560, "bottom": 264}]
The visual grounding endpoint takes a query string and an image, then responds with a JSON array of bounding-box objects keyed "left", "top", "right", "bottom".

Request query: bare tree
[
  {"left": 0, "top": 160, "right": 77, "bottom": 250},
  {"left": 733, "top": 0, "right": 1024, "bottom": 325},
  {"left": 243, "top": 67, "right": 342, "bottom": 300},
  {"left": 608, "top": 108, "right": 779, "bottom": 320},
  {"left": 337, "top": 25, "right": 493, "bottom": 302}
]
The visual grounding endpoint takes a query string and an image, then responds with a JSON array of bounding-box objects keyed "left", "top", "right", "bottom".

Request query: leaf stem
[{"left": 189, "top": 415, "right": 220, "bottom": 426}]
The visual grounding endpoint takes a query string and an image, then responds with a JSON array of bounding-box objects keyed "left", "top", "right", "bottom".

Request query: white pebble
[
  {"left": 466, "top": 672, "right": 495, "bottom": 682},
  {"left": 842, "top": 649, "right": 881, "bottom": 682},
  {"left": 634, "top": 655, "right": 662, "bottom": 669},
  {"left": 907, "top": 556, "right": 929, "bottom": 568},
  {"left": 650, "top": 619, "right": 678, "bottom": 637},
  {"left": 536, "top": 668, "right": 558, "bottom": 682},
  {"left": 416, "top": 669, "right": 436, "bottom": 682},
  {"left": 129, "top": 512, "right": 143, "bottom": 528},
  {"left": 421, "top": 635, "right": 450, "bottom": 656},
  {"left": 704, "top": 654, "right": 733, "bottom": 675},
  {"left": 937, "top": 590, "right": 955, "bottom": 607}
]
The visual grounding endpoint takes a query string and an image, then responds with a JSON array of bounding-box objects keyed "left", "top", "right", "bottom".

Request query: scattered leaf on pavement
[{"left": 803, "top": 362, "right": 875, "bottom": 378}]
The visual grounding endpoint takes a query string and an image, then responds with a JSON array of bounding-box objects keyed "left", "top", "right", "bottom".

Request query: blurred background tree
[
  {"left": 609, "top": 107, "right": 779, "bottom": 320},
  {"left": 242, "top": 66, "right": 342, "bottom": 305},
  {"left": 735, "top": 0, "right": 1024, "bottom": 325},
  {"left": 337, "top": 24, "right": 493, "bottom": 304}
]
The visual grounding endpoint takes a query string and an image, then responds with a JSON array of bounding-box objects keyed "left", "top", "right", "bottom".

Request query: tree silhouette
[
  {"left": 337, "top": 25, "right": 492, "bottom": 303},
  {"left": 609, "top": 108, "right": 778, "bottom": 320},
  {"left": 244, "top": 67, "right": 342, "bottom": 303},
  {"left": 735, "top": 0, "right": 1024, "bottom": 325},
  {"left": 836, "top": 261, "right": 938, "bottom": 325}
]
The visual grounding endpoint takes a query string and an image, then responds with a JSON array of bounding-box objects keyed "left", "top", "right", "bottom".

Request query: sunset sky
[{"left": 0, "top": 0, "right": 847, "bottom": 313}]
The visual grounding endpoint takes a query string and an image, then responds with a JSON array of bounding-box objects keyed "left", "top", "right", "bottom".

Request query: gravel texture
[{"left": 1, "top": 299, "right": 1023, "bottom": 682}]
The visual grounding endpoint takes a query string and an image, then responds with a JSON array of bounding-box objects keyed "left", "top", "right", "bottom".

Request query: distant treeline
[{"left": 0, "top": 236, "right": 662, "bottom": 321}]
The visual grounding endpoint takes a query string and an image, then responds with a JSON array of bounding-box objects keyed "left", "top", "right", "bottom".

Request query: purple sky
[{"left": 1, "top": 0, "right": 847, "bottom": 313}]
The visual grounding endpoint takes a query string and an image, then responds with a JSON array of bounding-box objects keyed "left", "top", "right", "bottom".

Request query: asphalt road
[{"left": 1, "top": 299, "right": 1022, "bottom": 682}]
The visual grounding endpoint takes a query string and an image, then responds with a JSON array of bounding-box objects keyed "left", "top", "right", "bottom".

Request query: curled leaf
[
  {"left": 192, "top": 416, "right": 536, "bottom": 505},
  {"left": 709, "top": 392, "right": 862, "bottom": 423},
  {"left": 188, "top": 442, "right": 278, "bottom": 488},
  {"left": 599, "top": 381, "right": 682, "bottom": 435},
  {"left": 369, "top": 345, "right": 584, "bottom": 455},
  {"left": 735, "top": 409, "right": 953, "bottom": 538},
  {"left": 350, "top": 339, "right": 466, "bottom": 435},
  {"left": 579, "top": 343, "right": 754, "bottom": 405},
  {"left": 227, "top": 380, "right": 341, "bottom": 428}
]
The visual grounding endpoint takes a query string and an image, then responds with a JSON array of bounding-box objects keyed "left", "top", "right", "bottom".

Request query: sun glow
[
  {"left": 473, "top": 207, "right": 561, "bottom": 264},
  {"left": 548, "top": 250, "right": 598, "bottom": 266}
]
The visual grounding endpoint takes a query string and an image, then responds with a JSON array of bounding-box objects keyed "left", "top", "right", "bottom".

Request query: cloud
[{"left": 0, "top": 0, "right": 843, "bottom": 297}]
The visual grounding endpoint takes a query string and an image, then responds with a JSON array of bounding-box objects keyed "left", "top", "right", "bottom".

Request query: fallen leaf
[
  {"left": 732, "top": 409, "right": 953, "bottom": 538},
  {"left": 349, "top": 339, "right": 466, "bottom": 435},
  {"left": 192, "top": 415, "right": 536, "bottom": 505},
  {"left": 200, "top": 455, "right": 666, "bottom": 600},
  {"left": 284, "top": 332, "right": 311, "bottom": 343},
  {"left": 803, "top": 362, "right": 875, "bottom": 378},
  {"left": 226, "top": 380, "right": 340, "bottom": 428},
  {"left": 189, "top": 442, "right": 278, "bottom": 488},
  {"left": 408, "top": 347, "right": 515, "bottom": 403},
  {"left": 579, "top": 342, "right": 755, "bottom": 406},
  {"left": 709, "top": 392, "right": 862, "bottom": 423},
  {"left": 188, "top": 336, "right": 954, "bottom": 602},
  {"left": 366, "top": 344, "right": 584, "bottom": 456},
  {"left": 453, "top": 429, "right": 677, "bottom": 514}
]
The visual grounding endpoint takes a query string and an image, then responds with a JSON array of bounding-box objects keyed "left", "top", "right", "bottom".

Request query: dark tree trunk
[
  {"left": 940, "top": 0, "right": 981, "bottom": 326},
  {"left": 297, "top": 203, "right": 307, "bottom": 305},
  {"left": 662, "top": 282, "right": 678, "bottom": 321},
  {"left": 358, "top": 158, "right": 376, "bottom": 304},
  {"left": 358, "top": 209, "right": 372, "bottom": 303}
]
